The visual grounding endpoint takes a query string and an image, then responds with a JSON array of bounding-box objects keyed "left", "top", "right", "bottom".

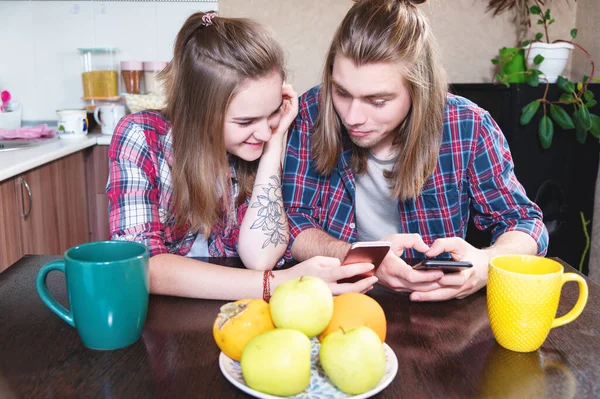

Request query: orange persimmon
[{"left": 213, "top": 298, "right": 275, "bottom": 361}]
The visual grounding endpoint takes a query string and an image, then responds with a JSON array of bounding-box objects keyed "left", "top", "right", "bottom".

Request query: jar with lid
[
  {"left": 143, "top": 61, "right": 168, "bottom": 94},
  {"left": 79, "top": 47, "right": 119, "bottom": 100},
  {"left": 121, "top": 61, "right": 143, "bottom": 94}
]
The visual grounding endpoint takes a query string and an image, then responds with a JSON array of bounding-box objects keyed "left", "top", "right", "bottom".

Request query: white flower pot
[{"left": 525, "top": 42, "right": 574, "bottom": 83}]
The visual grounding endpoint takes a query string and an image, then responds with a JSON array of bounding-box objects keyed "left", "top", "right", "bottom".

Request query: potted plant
[
  {"left": 491, "top": 1, "right": 598, "bottom": 149},
  {"left": 522, "top": 3, "right": 573, "bottom": 83}
]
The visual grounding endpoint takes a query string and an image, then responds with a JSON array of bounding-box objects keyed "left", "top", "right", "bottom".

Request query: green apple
[
  {"left": 319, "top": 326, "right": 386, "bottom": 395},
  {"left": 241, "top": 328, "right": 311, "bottom": 396},
  {"left": 269, "top": 276, "right": 333, "bottom": 338}
]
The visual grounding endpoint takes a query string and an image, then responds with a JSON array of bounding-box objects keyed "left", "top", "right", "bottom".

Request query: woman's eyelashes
[{"left": 236, "top": 119, "right": 254, "bottom": 127}]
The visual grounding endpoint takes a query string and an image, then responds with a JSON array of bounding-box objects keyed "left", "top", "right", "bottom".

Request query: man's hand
[
  {"left": 375, "top": 234, "right": 444, "bottom": 293},
  {"left": 409, "top": 237, "right": 490, "bottom": 301}
]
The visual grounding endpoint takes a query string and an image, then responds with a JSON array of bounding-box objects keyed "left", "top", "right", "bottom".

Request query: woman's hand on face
[
  {"left": 282, "top": 256, "right": 377, "bottom": 296},
  {"left": 271, "top": 83, "right": 298, "bottom": 139}
]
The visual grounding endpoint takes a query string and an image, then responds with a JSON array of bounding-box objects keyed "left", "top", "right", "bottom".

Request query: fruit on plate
[
  {"left": 269, "top": 276, "right": 333, "bottom": 338},
  {"left": 241, "top": 328, "right": 311, "bottom": 396},
  {"left": 318, "top": 292, "right": 387, "bottom": 343},
  {"left": 319, "top": 326, "right": 387, "bottom": 395},
  {"left": 213, "top": 298, "right": 275, "bottom": 361}
]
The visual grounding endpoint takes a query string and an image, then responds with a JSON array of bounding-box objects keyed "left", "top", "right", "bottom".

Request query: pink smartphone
[{"left": 338, "top": 241, "right": 391, "bottom": 284}]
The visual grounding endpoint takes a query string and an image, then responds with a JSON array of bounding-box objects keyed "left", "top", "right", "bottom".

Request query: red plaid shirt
[
  {"left": 106, "top": 111, "right": 246, "bottom": 258},
  {"left": 282, "top": 86, "right": 548, "bottom": 260}
]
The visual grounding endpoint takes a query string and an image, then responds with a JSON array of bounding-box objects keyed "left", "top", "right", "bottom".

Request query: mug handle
[
  {"left": 93, "top": 106, "right": 104, "bottom": 127},
  {"left": 551, "top": 273, "right": 588, "bottom": 328},
  {"left": 36, "top": 260, "right": 75, "bottom": 327}
]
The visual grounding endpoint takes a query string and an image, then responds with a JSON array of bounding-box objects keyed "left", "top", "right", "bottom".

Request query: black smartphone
[
  {"left": 338, "top": 241, "right": 391, "bottom": 283},
  {"left": 408, "top": 259, "right": 473, "bottom": 274}
]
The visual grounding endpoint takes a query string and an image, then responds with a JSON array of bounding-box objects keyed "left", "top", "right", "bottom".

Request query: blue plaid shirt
[{"left": 282, "top": 86, "right": 548, "bottom": 260}]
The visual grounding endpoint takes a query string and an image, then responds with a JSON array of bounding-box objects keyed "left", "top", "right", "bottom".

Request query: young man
[{"left": 282, "top": 0, "right": 548, "bottom": 301}]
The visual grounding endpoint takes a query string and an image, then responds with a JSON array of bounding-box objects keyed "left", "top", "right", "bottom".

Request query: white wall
[{"left": 0, "top": 0, "right": 218, "bottom": 121}]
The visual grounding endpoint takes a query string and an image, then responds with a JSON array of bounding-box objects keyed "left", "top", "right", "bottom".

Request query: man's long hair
[{"left": 314, "top": 0, "right": 448, "bottom": 200}]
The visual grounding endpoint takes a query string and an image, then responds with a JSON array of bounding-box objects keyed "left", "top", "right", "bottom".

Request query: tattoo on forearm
[{"left": 250, "top": 175, "right": 288, "bottom": 249}]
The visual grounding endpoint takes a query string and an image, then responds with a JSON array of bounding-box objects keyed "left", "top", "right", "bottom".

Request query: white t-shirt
[{"left": 355, "top": 152, "right": 401, "bottom": 241}]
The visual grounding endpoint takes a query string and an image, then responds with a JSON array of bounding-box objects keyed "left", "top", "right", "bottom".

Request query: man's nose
[{"left": 344, "top": 100, "right": 367, "bottom": 126}]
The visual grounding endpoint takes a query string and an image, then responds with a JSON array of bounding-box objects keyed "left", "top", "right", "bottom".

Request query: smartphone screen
[
  {"left": 408, "top": 258, "right": 473, "bottom": 274},
  {"left": 339, "top": 241, "right": 391, "bottom": 283}
]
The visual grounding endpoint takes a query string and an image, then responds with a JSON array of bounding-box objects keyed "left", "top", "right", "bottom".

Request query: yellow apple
[
  {"left": 240, "top": 328, "right": 311, "bottom": 396},
  {"left": 319, "top": 326, "right": 386, "bottom": 395},
  {"left": 269, "top": 276, "right": 333, "bottom": 338}
]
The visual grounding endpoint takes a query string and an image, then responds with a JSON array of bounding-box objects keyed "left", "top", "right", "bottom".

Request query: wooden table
[{"left": 1, "top": 255, "right": 599, "bottom": 398}]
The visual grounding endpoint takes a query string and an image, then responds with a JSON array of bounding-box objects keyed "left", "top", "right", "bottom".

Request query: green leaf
[
  {"left": 537, "top": 19, "right": 544, "bottom": 25},
  {"left": 530, "top": 5, "right": 542, "bottom": 14},
  {"left": 586, "top": 99, "right": 597, "bottom": 109},
  {"left": 590, "top": 114, "right": 600, "bottom": 138},
  {"left": 550, "top": 104, "right": 575, "bottom": 129},
  {"left": 522, "top": 40, "right": 531, "bottom": 47},
  {"left": 556, "top": 76, "right": 569, "bottom": 91},
  {"left": 583, "top": 75, "right": 590, "bottom": 84},
  {"left": 573, "top": 110, "right": 587, "bottom": 144},
  {"left": 539, "top": 116, "right": 554, "bottom": 149},
  {"left": 491, "top": 58, "right": 500, "bottom": 65},
  {"left": 584, "top": 90, "right": 594, "bottom": 101},
  {"left": 544, "top": 9, "right": 551, "bottom": 20},
  {"left": 533, "top": 54, "right": 545, "bottom": 65},
  {"left": 579, "top": 106, "right": 592, "bottom": 129},
  {"left": 548, "top": 19, "right": 555, "bottom": 25},
  {"left": 571, "top": 29, "right": 578, "bottom": 39},
  {"left": 564, "top": 82, "right": 576, "bottom": 94},
  {"left": 559, "top": 93, "right": 575, "bottom": 103},
  {"left": 526, "top": 70, "right": 540, "bottom": 87},
  {"left": 535, "top": 32, "right": 544, "bottom": 41},
  {"left": 521, "top": 100, "right": 540, "bottom": 125}
]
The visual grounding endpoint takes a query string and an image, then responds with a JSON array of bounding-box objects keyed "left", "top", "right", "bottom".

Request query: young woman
[{"left": 106, "top": 11, "right": 377, "bottom": 300}]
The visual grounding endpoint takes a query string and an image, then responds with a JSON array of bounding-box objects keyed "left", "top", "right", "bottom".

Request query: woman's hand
[
  {"left": 269, "top": 83, "right": 298, "bottom": 144},
  {"left": 278, "top": 256, "right": 378, "bottom": 296}
]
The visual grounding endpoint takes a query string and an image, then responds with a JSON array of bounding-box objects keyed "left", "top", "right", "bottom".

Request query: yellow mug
[{"left": 487, "top": 255, "right": 588, "bottom": 352}]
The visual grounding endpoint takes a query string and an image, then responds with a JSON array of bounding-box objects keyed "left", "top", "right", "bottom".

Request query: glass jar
[
  {"left": 79, "top": 47, "right": 119, "bottom": 99},
  {"left": 143, "top": 61, "right": 168, "bottom": 94},
  {"left": 121, "top": 61, "right": 143, "bottom": 94}
]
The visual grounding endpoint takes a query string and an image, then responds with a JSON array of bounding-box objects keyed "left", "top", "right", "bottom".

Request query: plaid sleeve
[
  {"left": 468, "top": 111, "right": 549, "bottom": 255},
  {"left": 282, "top": 88, "right": 324, "bottom": 260},
  {"left": 106, "top": 116, "right": 168, "bottom": 257}
]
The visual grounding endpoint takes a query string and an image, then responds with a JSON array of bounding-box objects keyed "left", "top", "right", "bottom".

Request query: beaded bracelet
[{"left": 262, "top": 270, "right": 274, "bottom": 302}]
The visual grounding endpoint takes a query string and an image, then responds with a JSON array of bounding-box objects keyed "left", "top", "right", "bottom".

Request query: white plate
[{"left": 219, "top": 338, "right": 398, "bottom": 399}]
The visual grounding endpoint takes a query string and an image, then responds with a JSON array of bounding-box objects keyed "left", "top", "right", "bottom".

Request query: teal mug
[{"left": 36, "top": 241, "right": 150, "bottom": 350}]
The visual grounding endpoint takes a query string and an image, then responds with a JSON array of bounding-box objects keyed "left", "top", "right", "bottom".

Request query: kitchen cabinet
[
  {"left": 0, "top": 178, "right": 22, "bottom": 272},
  {"left": 85, "top": 145, "right": 110, "bottom": 242},
  {"left": 0, "top": 151, "right": 90, "bottom": 271}
]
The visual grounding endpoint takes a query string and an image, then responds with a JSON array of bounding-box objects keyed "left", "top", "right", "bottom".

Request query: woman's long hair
[
  {"left": 160, "top": 12, "right": 285, "bottom": 234},
  {"left": 314, "top": 0, "right": 448, "bottom": 200}
]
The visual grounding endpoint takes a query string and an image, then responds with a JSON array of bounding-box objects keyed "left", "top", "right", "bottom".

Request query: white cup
[
  {"left": 94, "top": 104, "right": 126, "bottom": 135},
  {"left": 57, "top": 109, "right": 88, "bottom": 139}
]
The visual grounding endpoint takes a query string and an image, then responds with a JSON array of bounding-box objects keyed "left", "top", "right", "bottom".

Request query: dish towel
[{"left": 0, "top": 124, "right": 55, "bottom": 139}]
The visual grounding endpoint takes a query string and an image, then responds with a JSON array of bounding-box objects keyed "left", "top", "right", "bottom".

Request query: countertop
[{"left": 0, "top": 133, "right": 112, "bottom": 182}]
